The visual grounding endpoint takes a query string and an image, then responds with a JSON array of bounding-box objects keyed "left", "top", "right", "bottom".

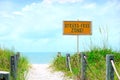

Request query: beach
[{"left": 25, "top": 64, "right": 66, "bottom": 80}]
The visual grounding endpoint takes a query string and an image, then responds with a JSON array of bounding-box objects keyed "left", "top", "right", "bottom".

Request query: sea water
[{"left": 21, "top": 52, "right": 74, "bottom": 64}]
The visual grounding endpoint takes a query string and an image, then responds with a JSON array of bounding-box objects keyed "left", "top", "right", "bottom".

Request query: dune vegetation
[
  {"left": 0, "top": 48, "right": 30, "bottom": 80},
  {"left": 51, "top": 48, "right": 120, "bottom": 80},
  {"left": 51, "top": 27, "right": 120, "bottom": 80}
]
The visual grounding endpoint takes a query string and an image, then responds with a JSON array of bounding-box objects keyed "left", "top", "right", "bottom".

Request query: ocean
[{"left": 21, "top": 52, "right": 74, "bottom": 64}]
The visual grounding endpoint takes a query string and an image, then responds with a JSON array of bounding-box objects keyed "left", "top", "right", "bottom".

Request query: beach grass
[
  {"left": 0, "top": 48, "right": 30, "bottom": 80},
  {"left": 51, "top": 27, "right": 120, "bottom": 80},
  {"left": 51, "top": 48, "right": 120, "bottom": 80}
]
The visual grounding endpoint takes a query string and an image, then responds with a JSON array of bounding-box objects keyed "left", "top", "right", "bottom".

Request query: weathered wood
[
  {"left": 66, "top": 54, "right": 70, "bottom": 70},
  {"left": 57, "top": 52, "right": 61, "bottom": 57},
  {"left": 0, "top": 71, "right": 10, "bottom": 80},
  {"left": 106, "top": 54, "right": 114, "bottom": 80},
  {"left": 81, "top": 53, "right": 86, "bottom": 80},
  {"left": 16, "top": 52, "right": 20, "bottom": 62},
  {"left": 10, "top": 55, "right": 17, "bottom": 80}
]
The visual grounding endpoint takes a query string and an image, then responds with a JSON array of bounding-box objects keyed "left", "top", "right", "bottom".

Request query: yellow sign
[{"left": 63, "top": 21, "right": 92, "bottom": 35}]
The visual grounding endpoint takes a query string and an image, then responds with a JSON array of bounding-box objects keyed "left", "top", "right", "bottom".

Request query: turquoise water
[{"left": 21, "top": 52, "right": 73, "bottom": 64}]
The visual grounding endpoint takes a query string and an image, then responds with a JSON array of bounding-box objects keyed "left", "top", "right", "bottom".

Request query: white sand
[{"left": 25, "top": 64, "right": 67, "bottom": 80}]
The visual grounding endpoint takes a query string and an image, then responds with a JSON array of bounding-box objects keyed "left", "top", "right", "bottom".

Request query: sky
[{"left": 0, "top": 0, "right": 120, "bottom": 52}]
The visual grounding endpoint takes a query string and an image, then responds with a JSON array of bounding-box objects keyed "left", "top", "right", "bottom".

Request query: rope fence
[
  {"left": 83, "top": 54, "right": 100, "bottom": 80},
  {"left": 81, "top": 54, "right": 120, "bottom": 80},
  {"left": 66, "top": 54, "right": 75, "bottom": 80},
  {"left": 111, "top": 60, "right": 120, "bottom": 80},
  {"left": 66, "top": 53, "right": 120, "bottom": 80},
  {"left": 68, "top": 56, "right": 73, "bottom": 74}
]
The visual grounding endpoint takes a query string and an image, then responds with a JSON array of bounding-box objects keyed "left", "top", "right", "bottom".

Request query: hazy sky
[{"left": 0, "top": 0, "right": 120, "bottom": 52}]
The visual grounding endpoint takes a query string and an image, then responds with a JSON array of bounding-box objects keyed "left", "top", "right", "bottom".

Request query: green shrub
[
  {"left": 0, "top": 48, "right": 30, "bottom": 80},
  {"left": 51, "top": 48, "right": 120, "bottom": 80}
]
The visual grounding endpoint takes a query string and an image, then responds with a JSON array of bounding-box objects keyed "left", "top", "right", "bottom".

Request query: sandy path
[{"left": 25, "top": 64, "right": 65, "bottom": 80}]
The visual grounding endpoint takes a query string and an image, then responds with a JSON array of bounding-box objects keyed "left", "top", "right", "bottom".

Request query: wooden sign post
[{"left": 63, "top": 21, "right": 92, "bottom": 53}]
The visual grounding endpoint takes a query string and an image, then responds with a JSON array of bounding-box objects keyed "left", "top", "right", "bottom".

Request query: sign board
[{"left": 63, "top": 21, "right": 92, "bottom": 35}]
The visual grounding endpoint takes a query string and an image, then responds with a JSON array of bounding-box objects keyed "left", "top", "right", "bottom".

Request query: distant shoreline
[{"left": 21, "top": 52, "right": 75, "bottom": 64}]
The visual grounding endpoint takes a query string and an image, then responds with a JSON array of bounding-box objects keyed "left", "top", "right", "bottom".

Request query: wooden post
[
  {"left": 66, "top": 54, "right": 70, "bottom": 70},
  {"left": 57, "top": 52, "right": 61, "bottom": 57},
  {"left": 16, "top": 52, "right": 20, "bottom": 62},
  {"left": 81, "top": 53, "right": 86, "bottom": 80},
  {"left": 0, "top": 71, "right": 10, "bottom": 80},
  {"left": 106, "top": 54, "right": 114, "bottom": 80},
  {"left": 10, "top": 55, "right": 17, "bottom": 80},
  {"left": 77, "top": 35, "right": 79, "bottom": 54}
]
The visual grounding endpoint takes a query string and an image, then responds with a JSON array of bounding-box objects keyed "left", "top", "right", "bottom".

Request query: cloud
[
  {"left": 13, "top": 11, "right": 24, "bottom": 16},
  {"left": 0, "top": 0, "right": 120, "bottom": 52},
  {"left": 42, "top": 0, "right": 83, "bottom": 4},
  {"left": 6, "top": 2, "right": 73, "bottom": 40},
  {"left": 0, "top": 25, "right": 11, "bottom": 37},
  {"left": 58, "top": 0, "right": 83, "bottom": 4},
  {"left": 0, "top": 2, "right": 65, "bottom": 41},
  {"left": 20, "top": 28, "right": 60, "bottom": 39},
  {"left": 82, "top": 3, "right": 96, "bottom": 9}
]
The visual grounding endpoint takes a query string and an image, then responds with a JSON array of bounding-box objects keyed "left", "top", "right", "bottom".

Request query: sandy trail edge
[{"left": 25, "top": 64, "right": 66, "bottom": 80}]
